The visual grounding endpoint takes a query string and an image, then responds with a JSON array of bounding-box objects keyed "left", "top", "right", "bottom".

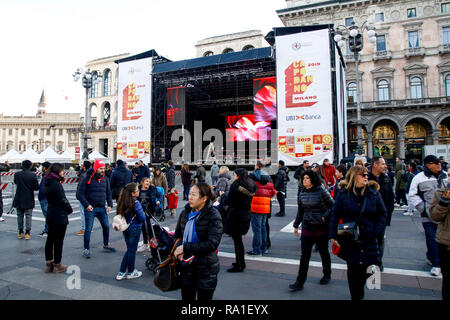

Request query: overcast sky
[{"left": 0, "top": 0, "right": 286, "bottom": 117}]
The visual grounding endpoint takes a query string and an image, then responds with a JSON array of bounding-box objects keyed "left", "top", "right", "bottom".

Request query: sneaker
[
  {"left": 126, "top": 269, "right": 142, "bottom": 279},
  {"left": 430, "top": 267, "right": 441, "bottom": 276},
  {"left": 246, "top": 251, "right": 262, "bottom": 257},
  {"left": 25, "top": 233, "right": 31, "bottom": 240},
  {"left": 403, "top": 211, "right": 413, "bottom": 216},
  {"left": 0, "top": 217, "right": 5, "bottom": 222},
  {"left": 82, "top": 249, "right": 91, "bottom": 259},
  {"left": 17, "top": 232, "right": 24, "bottom": 239},
  {"left": 39, "top": 231, "right": 48, "bottom": 238},
  {"left": 103, "top": 245, "right": 116, "bottom": 252},
  {"left": 137, "top": 244, "right": 149, "bottom": 253},
  {"left": 75, "top": 230, "right": 85, "bottom": 236},
  {"left": 116, "top": 272, "right": 127, "bottom": 281},
  {"left": 400, "top": 205, "right": 408, "bottom": 209},
  {"left": 394, "top": 203, "right": 401, "bottom": 208}
]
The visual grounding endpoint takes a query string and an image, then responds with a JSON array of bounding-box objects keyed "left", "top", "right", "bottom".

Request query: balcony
[
  {"left": 347, "top": 96, "right": 450, "bottom": 110},
  {"left": 87, "top": 125, "right": 117, "bottom": 132},
  {"left": 373, "top": 50, "right": 392, "bottom": 61},
  {"left": 405, "top": 47, "right": 425, "bottom": 58},
  {"left": 439, "top": 44, "right": 450, "bottom": 55}
]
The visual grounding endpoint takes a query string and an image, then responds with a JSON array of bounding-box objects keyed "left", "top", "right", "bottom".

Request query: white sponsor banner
[
  {"left": 276, "top": 29, "right": 333, "bottom": 166},
  {"left": 117, "top": 57, "right": 152, "bottom": 164}
]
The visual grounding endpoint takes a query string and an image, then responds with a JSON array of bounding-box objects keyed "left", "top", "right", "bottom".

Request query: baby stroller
[
  {"left": 144, "top": 213, "right": 176, "bottom": 273},
  {"left": 153, "top": 186, "right": 165, "bottom": 221}
]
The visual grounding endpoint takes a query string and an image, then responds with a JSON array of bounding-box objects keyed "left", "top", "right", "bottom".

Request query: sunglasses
[{"left": 360, "top": 173, "right": 369, "bottom": 177}]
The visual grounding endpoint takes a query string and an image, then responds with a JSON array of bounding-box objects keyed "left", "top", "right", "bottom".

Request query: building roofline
[{"left": 277, "top": 0, "right": 361, "bottom": 15}]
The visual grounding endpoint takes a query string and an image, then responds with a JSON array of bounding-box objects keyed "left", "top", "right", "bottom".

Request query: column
[
  {"left": 367, "top": 132, "right": 374, "bottom": 158},
  {"left": 27, "top": 128, "right": 31, "bottom": 147},
  {"left": 398, "top": 131, "right": 406, "bottom": 160},
  {"left": 432, "top": 129, "right": 440, "bottom": 146},
  {"left": 14, "top": 128, "right": 18, "bottom": 150}
]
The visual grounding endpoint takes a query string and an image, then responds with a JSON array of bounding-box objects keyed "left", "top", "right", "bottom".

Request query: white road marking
[
  {"left": 6, "top": 214, "right": 81, "bottom": 222},
  {"left": 217, "top": 251, "right": 442, "bottom": 279},
  {"left": 280, "top": 220, "right": 301, "bottom": 233}
]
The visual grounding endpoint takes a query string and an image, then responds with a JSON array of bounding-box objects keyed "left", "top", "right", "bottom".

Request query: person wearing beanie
[
  {"left": 75, "top": 160, "right": 91, "bottom": 236},
  {"left": 77, "top": 159, "right": 115, "bottom": 258},
  {"left": 13, "top": 160, "right": 40, "bottom": 239}
]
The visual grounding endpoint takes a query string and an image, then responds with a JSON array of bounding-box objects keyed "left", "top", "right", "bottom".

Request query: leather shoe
[{"left": 289, "top": 280, "right": 303, "bottom": 291}]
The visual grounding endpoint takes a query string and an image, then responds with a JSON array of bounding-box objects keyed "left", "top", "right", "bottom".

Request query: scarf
[{"left": 183, "top": 210, "right": 201, "bottom": 244}]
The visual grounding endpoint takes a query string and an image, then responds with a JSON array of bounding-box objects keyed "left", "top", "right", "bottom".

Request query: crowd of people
[{"left": 0, "top": 154, "right": 448, "bottom": 302}]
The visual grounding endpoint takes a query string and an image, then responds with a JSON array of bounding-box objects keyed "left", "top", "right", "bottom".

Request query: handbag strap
[{"left": 170, "top": 238, "right": 182, "bottom": 257}]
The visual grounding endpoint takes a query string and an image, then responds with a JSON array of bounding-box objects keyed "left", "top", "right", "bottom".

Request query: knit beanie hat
[{"left": 88, "top": 160, "right": 106, "bottom": 184}]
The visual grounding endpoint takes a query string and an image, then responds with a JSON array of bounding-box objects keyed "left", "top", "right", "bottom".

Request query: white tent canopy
[
  {"left": 39, "top": 147, "right": 61, "bottom": 162},
  {"left": 21, "top": 147, "right": 43, "bottom": 163},
  {"left": 88, "top": 150, "right": 109, "bottom": 162},
  {"left": 0, "top": 148, "right": 23, "bottom": 163},
  {"left": 59, "top": 150, "right": 75, "bottom": 162}
]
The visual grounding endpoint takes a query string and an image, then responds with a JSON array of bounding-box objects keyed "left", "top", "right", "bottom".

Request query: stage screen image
[
  {"left": 226, "top": 114, "right": 271, "bottom": 142},
  {"left": 253, "top": 77, "right": 276, "bottom": 122},
  {"left": 167, "top": 86, "right": 186, "bottom": 126}
]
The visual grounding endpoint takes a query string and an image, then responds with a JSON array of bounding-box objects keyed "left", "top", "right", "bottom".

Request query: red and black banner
[{"left": 167, "top": 86, "right": 186, "bottom": 126}]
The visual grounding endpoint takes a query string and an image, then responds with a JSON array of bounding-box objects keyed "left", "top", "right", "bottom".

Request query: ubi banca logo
[{"left": 286, "top": 114, "right": 321, "bottom": 121}]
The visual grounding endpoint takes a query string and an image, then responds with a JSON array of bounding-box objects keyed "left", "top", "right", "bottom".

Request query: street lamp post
[
  {"left": 72, "top": 68, "right": 102, "bottom": 161},
  {"left": 334, "top": 22, "right": 376, "bottom": 157}
]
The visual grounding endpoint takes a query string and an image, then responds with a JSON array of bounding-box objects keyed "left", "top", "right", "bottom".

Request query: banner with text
[
  {"left": 117, "top": 57, "right": 152, "bottom": 164},
  {"left": 276, "top": 29, "right": 333, "bottom": 165}
]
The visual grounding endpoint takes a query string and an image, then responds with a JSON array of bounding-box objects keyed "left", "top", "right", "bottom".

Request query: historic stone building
[
  {"left": 0, "top": 90, "right": 82, "bottom": 157},
  {"left": 85, "top": 53, "right": 130, "bottom": 161},
  {"left": 195, "top": 30, "right": 266, "bottom": 57},
  {"left": 277, "top": 0, "right": 450, "bottom": 161}
]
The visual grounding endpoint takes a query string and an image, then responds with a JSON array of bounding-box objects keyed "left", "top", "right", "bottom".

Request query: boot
[
  {"left": 53, "top": 263, "right": 67, "bottom": 273},
  {"left": 319, "top": 274, "right": 331, "bottom": 285},
  {"left": 45, "top": 260, "right": 54, "bottom": 273},
  {"left": 289, "top": 279, "right": 304, "bottom": 291}
]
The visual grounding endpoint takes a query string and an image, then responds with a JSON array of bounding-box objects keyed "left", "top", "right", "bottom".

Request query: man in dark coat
[
  {"left": 77, "top": 159, "right": 115, "bottom": 258},
  {"left": 13, "top": 160, "right": 40, "bottom": 239},
  {"left": 136, "top": 160, "right": 150, "bottom": 184},
  {"left": 110, "top": 159, "right": 133, "bottom": 201},
  {"left": 368, "top": 156, "right": 394, "bottom": 271},
  {"left": 194, "top": 161, "right": 206, "bottom": 183},
  {"left": 274, "top": 160, "right": 289, "bottom": 217},
  {"left": 166, "top": 160, "right": 176, "bottom": 190}
]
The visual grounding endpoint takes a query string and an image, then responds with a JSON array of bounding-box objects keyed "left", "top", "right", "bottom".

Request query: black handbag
[
  {"left": 153, "top": 238, "right": 182, "bottom": 292},
  {"left": 337, "top": 197, "right": 367, "bottom": 241}
]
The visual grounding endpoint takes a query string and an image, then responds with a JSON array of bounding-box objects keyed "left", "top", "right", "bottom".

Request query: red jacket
[
  {"left": 251, "top": 181, "right": 277, "bottom": 214},
  {"left": 321, "top": 164, "right": 336, "bottom": 187},
  {"left": 165, "top": 190, "right": 178, "bottom": 209}
]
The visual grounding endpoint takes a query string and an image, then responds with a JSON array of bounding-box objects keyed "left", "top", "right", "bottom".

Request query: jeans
[
  {"left": 423, "top": 222, "right": 440, "bottom": 267},
  {"left": 395, "top": 189, "right": 407, "bottom": 205},
  {"left": 45, "top": 224, "right": 67, "bottom": 264},
  {"left": 438, "top": 243, "right": 450, "bottom": 302},
  {"left": 84, "top": 207, "right": 110, "bottom": 250},
  {"left": 296, "top": 234, "right": 331, "bottom": 285},
  {"left": 17, "top": 208, "right": 33, "bottom": 233},
  {"left": 78, "top": 201, "right": 86, "bottom": 231},
  {"left": 276, "top": 191, "right": 285, "bottom": 215},
  {"left": 211, "top": 176, "right": 218, "bottom": 186},
  {"left": 347, "top": 263, "right": 371, "bottom": 300},
  {"left": 120, "top": 224, "right": 141, "bottom": 273},
  {"left": 183, "top": 183, "right": 190, "bottom": 200},
  {"left": 40, "top": 200, "right": 48, "bottom": 233},
  {"left": 250, "top": 213, "right": 267, "bottom": 254}
]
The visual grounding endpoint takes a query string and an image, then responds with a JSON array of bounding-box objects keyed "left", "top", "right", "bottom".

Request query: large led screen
[
  {"left": 167, "top": 86, "right": 186, "bottom": 126},
  {"left": 225, "top": 114, "right": 270, "bottom": 142},
  {"left": 253, "top": 77, "right": 276, "bottom": 122}
]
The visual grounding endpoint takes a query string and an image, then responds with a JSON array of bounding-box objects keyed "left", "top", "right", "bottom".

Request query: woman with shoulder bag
[
  {"left": 329, "top": 166, "right": 387, "bottom": 300},
  {"left": 44, "top": 163, "right": 73, "bottom": 273},
  {"left": 173, "top": 182, "right": 223, "bottom": 301},
  {"left": 289, "top": 170, "right": 334, "bottom": 291},
  {"left": 115, "top": 183, "right": 146, "bottom": 281},
  {"left": 223, "top": 168, "right": 257, "bottom": 272},
  {"left": 430, "top": 173, "right": 450, "bottom": 302}
]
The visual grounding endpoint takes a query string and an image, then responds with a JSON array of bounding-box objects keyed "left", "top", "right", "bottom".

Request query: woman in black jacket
[
  {"left": 223, "top": 168, "right": 257, "bottom": 272},
  {"left": 181, "top": 164, "right": 193, "bottom": 201},
  {"left": 329, "top": 165, "right": 387, "bottom": 300},
  {"left": 289, "top": 170, "right": 334, "bottom": 291},
  {"left": 173, "top": 182, "right": 223, "bottom": 301},
  {"left": 44, "top": 163, "right": 73, "bottom": 273}
]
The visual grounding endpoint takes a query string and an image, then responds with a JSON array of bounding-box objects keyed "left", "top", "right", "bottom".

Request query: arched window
[
  {"left": 90, "top": 71, "right": 99, "bottom": 98},
  {"left": 242, "top": 45, "right": 255, "bottom": 51},
  {"left": 410, "top": 77, "right": 422, "bottom": 99},
  {"left": 377, "top": 79, "right": 390, "bottom": 101},
  {"left": 103, "top": 69, "right": 111, "bottom": 96},
  {"left": 446, "top": 74, "right": 450, "bottom": 97},
  {"left": 203, "top": 51, "right": 213, "bottom": 57},
  {"left": 223, "top": 48, "right": 234, "bottom": 54},
  {"left": 347, "top": 82, "right": 357, "bottom": 103},
  {"left": 103, "top": 102, "right": 111, "bottom": 127}
]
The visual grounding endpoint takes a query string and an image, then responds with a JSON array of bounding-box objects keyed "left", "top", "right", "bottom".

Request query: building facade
[
  {"left": 195, "top": 30, "right": 266, "bottom": 57},
  {"left": 0, "top": 90, "right": 82, "bottom": 156},
  {"left": 278, "top": 0, "right": 450, "bottom": 161},
  {"left": 85, "top": 53, "right": 130, "bottom": 161}
]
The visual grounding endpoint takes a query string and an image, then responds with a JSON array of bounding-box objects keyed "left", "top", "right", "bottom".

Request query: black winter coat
[
  {"left": 174, "top": 201, "right": 223, "bottom": 289},
  {"left": 294, "top": 186, "right": 334, "bottom": 232},
  {"left": 13, "top": 169, "right": 40, "bottom": 209},
  {"left": 181, "top": 169, "right": 193, "bottom": 185},
  {"left": 368, "top": 171, "right": 395, "bottom": 216},
  {"left": 329, "top": 181, "right": 387, "bottom": 265},
  {"left": 274, "top": 166, "right": 288, "bottom": 193},
  {"left": 77, "top": 168, "right": 113, "bottom": 209},
  {"left": 110, "top": 164, "right": 133, "bottom": 200},
  {"left": 223, "top": 180, "right": 256, "bottom": 236},
  {"left": 167, "top": 166, "right": 176, "bottom": 190},
  {"left": 44, "top": 175, "right": 73, "bottom": 226}
]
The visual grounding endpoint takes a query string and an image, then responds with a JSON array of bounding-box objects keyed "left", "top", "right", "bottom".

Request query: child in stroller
[{"left": 145, "top": 218, "right": 175, "bottom": 273}]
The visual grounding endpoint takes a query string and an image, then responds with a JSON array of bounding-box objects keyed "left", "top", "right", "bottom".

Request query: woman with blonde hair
[{"left": 329, "top": 165, "right": 387, "bottom": 300}]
